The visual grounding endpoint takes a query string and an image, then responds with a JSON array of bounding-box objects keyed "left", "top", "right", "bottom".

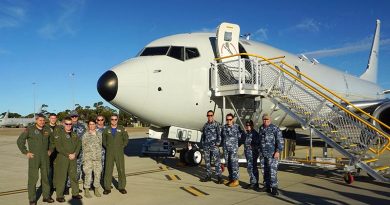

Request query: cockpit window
[
  {"left": 168, "top": 46, "right": 184, "bottom": 61},
  {"left": 140, "top": 46, "right": 170, "bottom": 56},
  {"left": 185, "top": 47, "right": 200, "bottom": 60},
  {"left": 139, "top": 46, "right": 200, "bottom": 61}
]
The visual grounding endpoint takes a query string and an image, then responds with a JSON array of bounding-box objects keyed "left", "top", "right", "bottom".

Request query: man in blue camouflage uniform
[
  {"left": 221, "top": 113, "right": 242, "bottom": 187},
  {"left": 67, "top": 111, "right": 86, "bottom": 189},
  {"left": 200, "top": 110, "right": 223, "bottom": 184},
  {"left": 243, "top": 120, "right": 260, "bottom": 190},
  {"left": 258, "top": 113, "right": 283, "bottom": 196}
]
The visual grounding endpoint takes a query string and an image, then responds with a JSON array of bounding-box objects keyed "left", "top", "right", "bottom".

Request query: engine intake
[{"left": 372, "top": 102, "right": 390, "bottom": 135}]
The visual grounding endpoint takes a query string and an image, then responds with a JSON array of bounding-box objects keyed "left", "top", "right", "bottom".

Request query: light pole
[
  {"left": 70, "top": 73, "right": 75, "bottom": 110},
  {"left": 32, "top": 82, "right": 36, "bottom": 117}
]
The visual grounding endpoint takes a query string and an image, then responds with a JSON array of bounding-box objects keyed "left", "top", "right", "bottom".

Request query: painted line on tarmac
[
  {"left": 0, "top": 166, "right": 171, "bottom": 197},
  {"left": 165, "top": 174, "right": 181, "bottom": 181},
  {"left": 0, "top": 188, "right": 27, "bottom": 196},
  {"left": 180, "top": 186, "right": 209, "bottom": 196}
]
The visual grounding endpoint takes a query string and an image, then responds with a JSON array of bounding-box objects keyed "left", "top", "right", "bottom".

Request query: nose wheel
[{"left": 180, "top": 148, "right": 202, "bottom": 166}]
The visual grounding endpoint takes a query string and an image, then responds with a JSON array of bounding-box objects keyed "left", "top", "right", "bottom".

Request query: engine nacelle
[{"left": 372, "top": 102, "right": 390, "bottom": 135}]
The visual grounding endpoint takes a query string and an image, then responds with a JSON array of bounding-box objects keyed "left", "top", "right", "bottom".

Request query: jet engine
[{"left": 372, "top": 102, "right": 390, "bottom": 135}]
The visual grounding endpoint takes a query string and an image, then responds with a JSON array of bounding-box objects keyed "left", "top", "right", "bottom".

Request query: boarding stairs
[{"left": 211, "top": 53, "right": 390, "bottom": 183}]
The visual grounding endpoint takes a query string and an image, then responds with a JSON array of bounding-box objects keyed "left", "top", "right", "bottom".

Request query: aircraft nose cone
[{"left": 97, "top": 70, "right": 118, "bottom": 102}]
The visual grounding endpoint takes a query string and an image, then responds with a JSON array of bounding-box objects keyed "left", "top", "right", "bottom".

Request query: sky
[{"left": 1, "top": 0, "right": 390, "bottom": 116}]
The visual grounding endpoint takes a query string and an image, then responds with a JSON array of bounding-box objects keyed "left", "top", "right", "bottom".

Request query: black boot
[
  {"left": 200, "top": 175, "right": 211, "bottom": 182},
  {"left": 258, "top": 186, "right": 271, "bottom": 193},
  {"left": 216, "top": 176, "right": 224, "bottom": 184},
  {"left": 271, "top": 187, "right": 279, "bottom": 196}
]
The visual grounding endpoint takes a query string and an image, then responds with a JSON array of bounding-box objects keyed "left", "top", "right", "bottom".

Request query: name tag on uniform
[
  {"left": 35, "top": 130, "right": 40, "bottom": 135},
  {"left": 118, "top": 130, "right": 121, "bottom": 132},
  {"left": 55, "top": 136, "right": 59, "bottom": 139}
]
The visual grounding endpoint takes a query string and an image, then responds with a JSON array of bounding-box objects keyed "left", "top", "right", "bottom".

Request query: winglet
[{"left": 360, "top": 19, "right": 380, "bottom": 83}]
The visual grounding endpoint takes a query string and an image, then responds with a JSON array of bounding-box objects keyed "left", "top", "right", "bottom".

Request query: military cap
[{"left": 262, "top": 113, "right": 270, "bottom": 120}]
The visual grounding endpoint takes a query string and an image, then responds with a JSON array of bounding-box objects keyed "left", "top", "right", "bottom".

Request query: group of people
[
  {"left": 200, "top": 110, "right": 284, "bottom": 196},
  {"left": 17, "top": 109, "right": 283, "bottom": 204},
  {"left": 17, "top": 112, "right": 129, "bottom": 205}
]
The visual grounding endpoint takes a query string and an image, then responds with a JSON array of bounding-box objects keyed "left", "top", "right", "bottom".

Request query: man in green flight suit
[
  {"left": 17, "top": 114, "right": 55, "bottom": 205},
  {"left": 52, "top": 117, "right": 83, "bottom": 202},
  {"left": 103, "top": 114, "right": 129, "bottom": 195}
]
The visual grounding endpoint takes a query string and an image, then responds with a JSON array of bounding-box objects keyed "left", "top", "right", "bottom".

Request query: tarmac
[{"left": 0, "top": 127, "right": 389, "bottom": 205}]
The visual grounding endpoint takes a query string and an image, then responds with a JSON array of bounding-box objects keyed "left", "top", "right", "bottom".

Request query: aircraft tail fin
[
  {"left": 4, "top": 112, "right": 9, "bottom": 119},
  {"left": 360, "top": 19, "right": 380, "bottom": 83}
]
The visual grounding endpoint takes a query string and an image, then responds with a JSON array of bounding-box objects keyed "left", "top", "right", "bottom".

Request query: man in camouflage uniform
[
  {"left": 243, "top": 120, "right": 260, "bottom": 190},
  {"left": 258, "top": 113, "right": 283, "bottom": 196},
  {"left": 103, "top": 114, "right": 129, "bottom": 195},
  {"left": 200, "top": 110, "right": 223, "bottom": 184},
  {"left": 17, "top": 114, "right": 54, "bottom": 205},
  {"left": 53, "top": 117, "right": 82, "bottom": 202},
  {"left": 47, "top": 113, "right": 59, "bottom": 191},
  {"left": 221, "top": 113, "right": 242, "bottom": 187},
  {"left": 69, "top": 111, "right": 86, "bottom": 187},
  {"left": 82, "top": 119, "right": 103, "bottom": 198},
  {"left": 96, "top": 115, "right": 106, "bottom": 179}
]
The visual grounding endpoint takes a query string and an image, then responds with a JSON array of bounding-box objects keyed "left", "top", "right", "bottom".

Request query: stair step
[
  {"left": 362, "top": 158, "right": 379, "bottom": 163},
  {"left": 373, "top": 166, "right": 390, "bottom": 172}
]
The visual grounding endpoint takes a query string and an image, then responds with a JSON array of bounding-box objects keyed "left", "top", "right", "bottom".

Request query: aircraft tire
[
  {"left": 343, "top": 172, "right": 354, "bottom": 184},
  {"left": 170, "top": 148, "right": 176, "bottom": 157},
  {"left": 185, "top": 149, "right": 202, "bottom": 166},
  {"left": 180, "top": 148, "right": 188, "bottom": 163}
]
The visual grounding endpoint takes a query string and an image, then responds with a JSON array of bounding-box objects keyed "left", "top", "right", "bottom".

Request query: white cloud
[
  {"left": 295, "top": 19, "right": 320, "bottom": 32},
  {"left": 192, "top": 27, "right": 216, "bottom": 33},
  {"left": 253, "top": 28, "right": 268, "bottom": 41},
  {"left": 280, "top": 18, "right": 321, "bottom": 35},
  {"left": 0, "top": 2, "right": 26, "bottom": 29},
  {"left": 0, "top": 48, "right": 11, "bottom": 55},
  {"left": 38, "top": 0, "right": 85, "bottom": 39},
  {"left": 303, "top": 37, "right": 390, "bottom": 58}
]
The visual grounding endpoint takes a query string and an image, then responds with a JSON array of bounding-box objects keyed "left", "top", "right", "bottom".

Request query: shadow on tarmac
[{"left": 120, "top": 136, "right": 389, "bottom": 204}]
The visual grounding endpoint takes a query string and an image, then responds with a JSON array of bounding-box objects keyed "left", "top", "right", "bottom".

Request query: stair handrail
[{"left": 215, "top": 53, "right": 390, "bottom": 154}]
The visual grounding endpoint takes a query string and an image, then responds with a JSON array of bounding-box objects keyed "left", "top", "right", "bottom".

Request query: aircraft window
[
  {"left": 168, "top": 46, "right": 184, "bottom": 61},
  {"left": 185, "top": 47, "right": 200, "bottom": 60},
  {"left": 140, "top": 46, "right": 170, "bottom": 56}
]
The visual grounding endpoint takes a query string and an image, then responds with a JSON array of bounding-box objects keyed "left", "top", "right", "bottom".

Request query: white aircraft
[
  {"left": 97, "top": 21, "right": 389, "bottom": 182},
  {"left": 0, "top": 106, "right": 43, "bottom": 127}
]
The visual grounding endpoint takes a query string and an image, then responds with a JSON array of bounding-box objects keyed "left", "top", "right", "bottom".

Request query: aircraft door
[{"left": 216, "top": 22, "right": 240, "bottom": 62}]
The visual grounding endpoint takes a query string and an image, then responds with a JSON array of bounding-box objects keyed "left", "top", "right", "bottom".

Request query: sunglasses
[
  {"left": 226, "top": 118, "right": 233, "bottom": 121},
  {"left": 97, "top": 119, "right": 104, "bottom": 121},
  {"left": 71, "top": 116, "right": 78, "bottom": 118},
  {"left": 246, "top": 124, "right": 251, "bottom": 126},
  {"left": 65, "top": 123, "right": 72, "bottom": 126},
  {"left": 111, "top": 118, "right": 118, "bottom": 121},
  {"left": 207, "top": 115, "right": 213, "bottom": 117}
]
